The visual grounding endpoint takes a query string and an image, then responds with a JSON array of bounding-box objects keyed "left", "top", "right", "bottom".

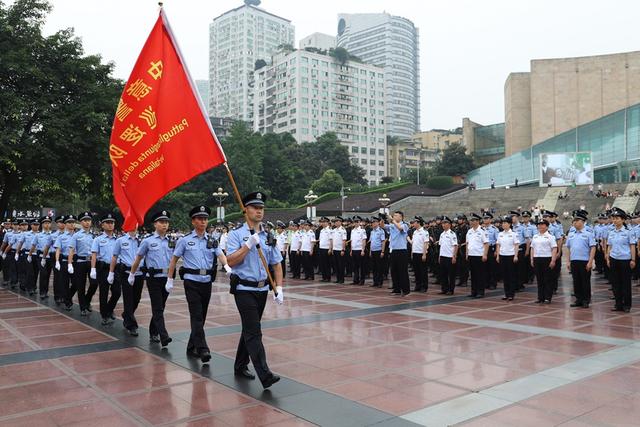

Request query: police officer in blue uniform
[
  {"left": 368, "top": 216, "right": 386, "bottom": 288},
  {"left": 130, "top": 210, "right": 174, "bottom": 346},
  {"left": 385, "top": 210, "right": 411, "bottom": 296},
  {"left": 14, "top": 219, "right": 28, "bottom": 289},
  {"left": 168, "top": 205, "right": 230, "bottom": 363},
  {"left": 32, "top": 216, "right": 54, "bottom": 298},
  {"left": 606, "top": 208, "right": 637, "bottom": 313},
  {"left": 68, "top": 212, "right": 96, "bottom": 316},
  {"left": 566, "top": 210, "right": 596, "bottom": 308},
  {"left": 17, "top": 219, "right": 40, "bottom": 294},
  {"left": 90, "top": 213, "right": 118, "bottom": 325},
  {"left": 227, "top": 191, "right": 283, "bottom": 388},
  {"left": 482, "top": 213, "right": 499, "bottom": 289},
  {"left": 54, "top": 215, "right": 76, "bottom": 307},
  {"left": 109, "top": 229, "right": 143, "bottom": 336},
  {"left": 0, "top": 219, "right": 16, "bottom": 286}
]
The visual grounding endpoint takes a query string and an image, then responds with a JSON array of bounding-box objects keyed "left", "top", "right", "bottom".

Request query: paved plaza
[{"left": 1, "top": 264, "right": 640, "bottom": 426}]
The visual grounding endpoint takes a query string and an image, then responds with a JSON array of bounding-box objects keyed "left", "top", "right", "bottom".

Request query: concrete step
[{"left": 535, "top": 187, "right": 567, "bottom": 212}]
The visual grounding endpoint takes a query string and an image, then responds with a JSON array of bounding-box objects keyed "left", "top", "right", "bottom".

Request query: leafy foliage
[
  {"left": 433, "top": 142, "right": 476, "bottom": 177},
  {"left": 425, "top": 175, "right": 454, "bottom": 189}
]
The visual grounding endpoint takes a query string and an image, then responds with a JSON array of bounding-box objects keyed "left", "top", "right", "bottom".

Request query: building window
[{"left": 351, "top": 147, "right": 358, "bottom": 153}]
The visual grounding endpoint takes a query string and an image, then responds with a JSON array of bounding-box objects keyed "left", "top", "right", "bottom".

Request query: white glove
[
  {"left": 165, "top": 278, "right": 174, "bottom": 293},
  {"left": 107, "top": 272, "right": 114, "bottom": 284},
  {"left": 40, "top": 258, "right": 46, "bottom": 268},
  {"left": 273, "top": 286, "right": 284, "bottom": 305},
  {"left": 89, "top": 268, "right": 97, "bottom": 279},
  {"left": 244, "top": 233, "right": 261, "bottom": 249},
  {"left": 1, "top": 253, "right": 5, "bottom": 260},
  {"left": 127, "top": 273, "right": 135, "bottom": 286},
  {"left": 55, "top": 261, "right": 61, "bottom": 270},
  {"left": 14, "top": 254, "right": 18, "bottom": 261},
  {"left": 27, "top": 255, "right": 32, "bottom": 263},
  {"left": 67, "top": 264, "right": 74, "bottom": 274},
  {"left": 223, "top": 264, "right": 232, "bottom": 276}
]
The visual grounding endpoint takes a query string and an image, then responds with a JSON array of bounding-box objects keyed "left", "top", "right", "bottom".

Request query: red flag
[{"left": 109, "top": 10, "right": 225, "bottom": 230}]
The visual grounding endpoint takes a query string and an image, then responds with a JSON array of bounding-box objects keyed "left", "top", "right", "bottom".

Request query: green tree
[
  {"left": 311, "top": 169, "right": 344, "bottom": 194},
  {"left": 380, "top": 176, "right": 395, "bottom": 184},
  {"left": 0, "top": 0, "right": 121, "bottom": 215},
  {"left": 330, "top": 47, "right": 349, "bottom": 65},
  {"left": 401, "top": 167, "right": 434, "bottom": 184},
  {"left": 433, "top": 142, "right": 476, "bottom": 176}
]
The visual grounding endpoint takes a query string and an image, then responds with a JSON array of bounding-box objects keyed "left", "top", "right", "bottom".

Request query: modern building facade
[
  {"left": 336, "top": 13, "right": 420, "bottom": 140},
  {"left": 209, "top": 4, "right": 294, "bottom": 121},
  {"left": 462, "top": 118, "right": 505, "bottom": 165},
  {"left": 387, "top": 129, "right": 463, "bottom": 179},
  {"left": 467, "top": 103, "right": 640, "bottom": 188},
  {"left": 505, "top": 51, "right": 640, "bottom": 156},
  {"left": 299, "top": 33, "right": 336, "bottom": 51},
  {"left": 253, "top": 49, "right": 387, "bottom": 184},
  {"left": 195, "top": 80, "right": 210, "bottom": 111}
]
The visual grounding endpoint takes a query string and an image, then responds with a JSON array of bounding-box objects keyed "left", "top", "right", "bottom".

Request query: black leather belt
[
  {"left": 239, "top": 280, "right": 266, "bottom": 288},
  {"left": 147, "top": 267, "right": 170, "bottom": 277},
  {"left": 181, "top": 267, "right": 214, "bottom": 276},
  {"left": 75, "top": 255, "right": 89, "bottom": 262}
]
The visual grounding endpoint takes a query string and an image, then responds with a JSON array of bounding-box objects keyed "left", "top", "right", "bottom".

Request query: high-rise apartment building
[
  {"left": 253, "top": 49, "right": 387, "bottom": 184},
  {"left": 209, "top": 4, "right": 294, "bottom": 121},
  {"left": 337, "top": 13, "right": 420, "bottom": 140}
]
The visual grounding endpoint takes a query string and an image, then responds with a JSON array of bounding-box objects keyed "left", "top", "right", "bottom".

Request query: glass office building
[
  {"left": 467, "top": 103, "right": 640, "bottom": 188},
  {"left": 472, "top": 122, "right": 505, "bottom": 165}
]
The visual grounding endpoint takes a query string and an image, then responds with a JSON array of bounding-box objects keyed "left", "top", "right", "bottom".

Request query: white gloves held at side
[
  {"left": 273, "top": 286, "right": 284, "bottom": 305},
  {"left": 89, "top": 268, "right": 97, "bottom": 280},
  {"left": 67, "top": 264, "right": 74, "bottom": 274},
  {"left": 165, "top": 278, "right": 174, "bottom": 293},
  {"left": 127, "top": 273, "right": 135, "bottom": 286},
  {"left": 107, "top": 272, "right": 114, "bottom": 284}
]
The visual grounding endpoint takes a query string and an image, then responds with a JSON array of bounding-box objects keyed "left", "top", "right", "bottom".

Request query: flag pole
[{"left": 224, "top": 163, "right": 278, "bottom": 294}]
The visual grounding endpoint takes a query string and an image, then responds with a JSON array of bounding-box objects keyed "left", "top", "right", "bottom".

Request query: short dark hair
[{"left": 393, "top": 210, "right": 404, "bottom": 218}]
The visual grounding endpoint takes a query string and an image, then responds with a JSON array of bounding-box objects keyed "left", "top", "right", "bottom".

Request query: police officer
[
  {"left": 530, "top": 219, "right": 558, "bottom": 304},
  {"left": 522, "top": 211, "right": 537, "bottom": 284},
  {"left": 13, "top": 219, "right": 28, "bottom": 289},
  {"left": 455, "top": 215, "right": 469, "bottom": 287},
  {"left": 409, "top": 216, "right": 429, "bottom": 292},
  {"left": 350, "top": 216, "right": 367, "bottom": 285},
  {"left": 545, "top": 211, "right": 564, "bottom": 294},
  {"left": 385, "top": 211, "right": 410, "bottom": 296},
  {"left": 300, "top": 220, "right": 315, "bottom": 280},
  {"left": 68, "top": 211, "right": 96, "bottom": 316},
  {"left": 275, "top": 221, "right": 288, "bottom": 275},
  {"left": 91, "top": 213, "right": 118, "bottom": 325},
  {"left": 168, "top": 205, "right": 230, "bottom": 363},
  {"left": 289, "top": 222, "right": 302, "bottom": 279},
  {"left": 438, "top": 216, "right": 458, "bottom": 295},
  {"left": 368, "top": 216, "right": 386, "bottom": 288},
  {"left": 606, "top": 208, "right": 636, "bottom": 313},
  {"left": 331, "top": 217, "right": 347, "bottom": 284},
  {"left": 318, "top": 217, "right": 332, "bottom": 282},
  {"left": 17, "top": 219, "right": 40, "bottom": 294},
  {"left": 109, "top": 228, "right": 144, "bottom": 336},
  {"left": 130, "top": 210, "right": 174, "bottom": 346},
  {"left": 54, "top": 215, "right": 76, "bottom": 307},
  {"left": 226, "top": 191, "right": 283, "bottom": 388},
  {"left": 566, "top": 210, "right": 596, "bottom": 308},
  {"left": 32, "top": 216, "right": 54, "bottom": 299},
  {"left": 466, "top": 213, "right": 489, "bottom": 298},
  {"left": 482, "top": 213, "right": 499, "bottom": 289},
  {"left": 1, "top": 219, "right": 16, "bottom": 286},
  {"left": 496, "top": 215, "right": 519, "bottom": 301}
]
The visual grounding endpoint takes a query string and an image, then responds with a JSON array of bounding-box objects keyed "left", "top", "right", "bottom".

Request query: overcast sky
[{"left": 40, "top": 0, "right": 637, "bottom": 130}]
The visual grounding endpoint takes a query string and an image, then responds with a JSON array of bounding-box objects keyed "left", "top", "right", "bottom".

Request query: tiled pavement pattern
[{"left": 1, "top": 262, "right": 640, "bottom": 426}]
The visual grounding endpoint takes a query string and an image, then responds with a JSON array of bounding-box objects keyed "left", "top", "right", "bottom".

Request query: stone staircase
[
  {"left": 612, "top": 182, "right": 640, "bottom": 213},
  {"left": 534, "top": 187, "right": 567, "bottom": 212}
]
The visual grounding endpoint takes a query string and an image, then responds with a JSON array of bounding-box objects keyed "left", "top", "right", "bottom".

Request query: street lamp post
[
  {"left": 304, "top": 190, "right": 318, "bottom": 221},
  {"left": 212, "top": 187, "right": 229, "bottom": 221},
  {"left": 378, "top": 193, "right": 390, "bottom": 215},
  {"left": 339, "top": 186, "right": 351, "bottom": 214}
]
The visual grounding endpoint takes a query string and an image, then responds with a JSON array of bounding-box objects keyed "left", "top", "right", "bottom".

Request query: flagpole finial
[{"left": 158, "top": 2, "right": 163, "bottom": 8}]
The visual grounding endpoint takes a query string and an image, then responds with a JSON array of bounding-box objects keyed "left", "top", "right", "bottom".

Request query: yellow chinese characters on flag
[{"left": 109, "top": 10, "right": 226, "bottom": 230}]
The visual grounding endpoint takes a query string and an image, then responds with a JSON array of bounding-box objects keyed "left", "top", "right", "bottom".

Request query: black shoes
[
  {"left": 150, "top": 334, "right": 161, "bottom": 343},
  {"left": 199, "top": 349, "right": 211, "bottom": 363},
  {"left": 80, "top": 309, "right": 88, "bottom": 316},
  {"left": 101, "top": 318, "right": 112, "bottom": 326},
  {"left": 570, "top": 302, "right": 582, "bottom": 308},
  {"left": 128, "top": 328, "right": 139, "bottom": 337},
  {"left": 186, "top": 348, "right": 200, "bottom": 358},
  {"left": 161, "top": 337, "right": 172, "bottom": 347},
  {"left": 262, "top": 374, "right": 281, "bottom": 389},
  {"left": 234, "top": 367, "right": 256, "bottom": 380}
]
